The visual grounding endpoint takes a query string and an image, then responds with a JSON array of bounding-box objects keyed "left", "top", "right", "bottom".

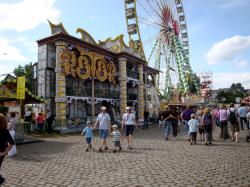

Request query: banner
[{"left": 16, "top": 76, "right": 25, "bottom": 99}]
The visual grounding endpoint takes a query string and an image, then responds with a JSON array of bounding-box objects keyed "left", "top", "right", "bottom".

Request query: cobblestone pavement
[{"left": 1, "top": 125, "right": 250, "bottom": 187}]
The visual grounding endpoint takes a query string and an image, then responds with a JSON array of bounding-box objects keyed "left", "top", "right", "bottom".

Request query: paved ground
[{"left": 1, "top": 125, "right": 250, "bottom": 187}]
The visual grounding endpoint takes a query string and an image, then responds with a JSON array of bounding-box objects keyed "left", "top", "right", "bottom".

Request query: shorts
[
  {"left": 99, "top": 129, "right": 108, "bottom": 139},
  {"left": 231, "top": 123, "right": 240, "bottom": 133},
  {"left": 199, "top": 128, "right": 204, "bottom": 134},
  {"left": 86, "top": 137, "right": 92, "bottom": 144},
  {"left": 125, "top": 125, "right": 134, "bottom": 136},
  {"left": 114, "top": 141, "right": 121, "bottom": 147}
]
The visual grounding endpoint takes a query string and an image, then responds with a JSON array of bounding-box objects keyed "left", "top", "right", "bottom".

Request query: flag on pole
[{"left": 16, "top": 76, "right": 25, "bottom": 99}]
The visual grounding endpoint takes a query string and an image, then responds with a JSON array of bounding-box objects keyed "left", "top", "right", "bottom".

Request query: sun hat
[
  {"left": 111, "top": 124, "right": 118, "bottom": 128},
  {"left": 101, "top": 106, "right": 107, "bottom": 110}
]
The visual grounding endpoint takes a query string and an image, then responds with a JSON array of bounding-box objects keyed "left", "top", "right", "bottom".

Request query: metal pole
[{"left": 91, "top": 78, "right": 95, "bottom": 124}]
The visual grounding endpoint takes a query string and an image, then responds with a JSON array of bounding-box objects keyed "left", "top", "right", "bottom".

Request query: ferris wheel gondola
[{"left": 124, "top": 0, "right": 199, "bottom": 100}]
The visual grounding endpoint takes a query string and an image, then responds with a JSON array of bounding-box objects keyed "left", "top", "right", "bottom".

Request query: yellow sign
[
  {"left": 61, "top": 47, "right": 116, "bottom": 84},
  {"left": 16, "top": 76, "right": 25, "bottom": 99}
]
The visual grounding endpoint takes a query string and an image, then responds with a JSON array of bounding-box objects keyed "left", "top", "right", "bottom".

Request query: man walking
[
  {"left": 143, "top": 109, "right": 149, "bottom": 130},
  {"left": 94, "top": 106, "right": 111, "bottom": 152},
  {"left": 161, "top": 106, "right": 171, "bottom": 141},
  {"left": 218, "top": 105, "right": 229, "bottom": 140},
  {"left": 181, "top": 105, "right": 193, "bottom": 140},
  {"left": 238, "top": 103, "right": 248, "bottom": 130}
]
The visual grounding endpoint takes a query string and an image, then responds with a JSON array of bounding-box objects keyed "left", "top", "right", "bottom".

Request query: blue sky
[{"left": 0, "top": 0, "right": 250, "bottom": 89}]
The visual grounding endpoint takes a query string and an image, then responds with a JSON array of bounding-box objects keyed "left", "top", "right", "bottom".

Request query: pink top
[
  {"left": 213, "top": 109, "right": 219, "bottom": 118},
  {"left": 219, "top": 109, "right": 228, "bottom": 121}
]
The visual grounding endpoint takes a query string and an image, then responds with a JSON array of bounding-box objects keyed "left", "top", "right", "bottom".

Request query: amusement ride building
[{"left": 35, "top": 21, "right": 159, "bottom": 129}]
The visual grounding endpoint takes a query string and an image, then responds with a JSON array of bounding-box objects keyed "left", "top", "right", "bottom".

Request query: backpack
[
  {"left": 203, "top": 114, "right": 212, "bottom": 126},
  {"left": 228, "top": 109, "right": 237, "bottom": 123}
]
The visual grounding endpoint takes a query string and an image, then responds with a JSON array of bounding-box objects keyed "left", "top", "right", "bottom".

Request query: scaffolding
[{"left": 199, "top": 72, "right": 213, "bottom": 98}]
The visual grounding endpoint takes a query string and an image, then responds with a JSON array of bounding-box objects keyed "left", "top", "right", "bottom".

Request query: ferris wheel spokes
[{"left": 124, "top": 0, "right": 199, "bottom": 99}]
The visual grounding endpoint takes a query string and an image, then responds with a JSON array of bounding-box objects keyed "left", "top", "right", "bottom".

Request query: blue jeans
[
  {"left": 164, "top": 120, "right": 171, "bottom": 138},
  {"left": 240, "top": 117, "right": 248, "bottom": 130},
  {"left": 143, "top": 119, "right": 148, "bottom": 129}
]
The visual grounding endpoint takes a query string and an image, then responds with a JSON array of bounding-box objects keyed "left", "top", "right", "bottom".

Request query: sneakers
[
  {"left": 113, "top": 149, "right": 117, "bottom": 153},
  {"left": 98, "top": 147, "right": 103, "bottom": 152},
  {"left": 85, "top": 148, "right": 89, "bottom": 152},
  {"left": 89, "top": 144, "right": 92, "bottom": 149},
  {"left": 246, "top": 136, "right": 249, "bottom": 142},
  {"left": 165, "top": 137, "right": 169, "bottom": 141},
  {"left": 119, "top": 146, "right": 122, "bottom": 152},
  {"left": 127, "top": 145, "right": 133, "bottom": 150},
  {"left": 103, "top": 146, "right": 109, "bottom": 151},
  {"left": 0, "top": 175, "right": 5, "bottom": 185}
]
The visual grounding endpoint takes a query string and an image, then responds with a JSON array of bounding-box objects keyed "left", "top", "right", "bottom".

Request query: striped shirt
[{"left": 111, "top": 130, "right": 121, "bottom": 142}]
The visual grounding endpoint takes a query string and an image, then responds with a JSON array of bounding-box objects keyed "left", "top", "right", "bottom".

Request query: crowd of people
[
  {"left": 158, "top": 103, "right": 250, "bottom": 145},
  {"left": 80, "top": 103, "right": 250, "bottom": 153},
  {"left": 24, "top": 109, "right": 54, "bottom": 134}
]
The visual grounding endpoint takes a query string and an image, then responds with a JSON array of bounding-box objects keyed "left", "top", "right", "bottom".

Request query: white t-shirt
[
  {"left": 123, "top": 112, "right": 136, "bottom": 125},
  {"left": 96, "top": 113, "right": 110, "bottom": 130}
]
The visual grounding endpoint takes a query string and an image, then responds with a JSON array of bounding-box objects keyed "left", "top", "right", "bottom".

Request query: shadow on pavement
[{"left": 14, "top": 141, "right": 75, "bottom": 163}]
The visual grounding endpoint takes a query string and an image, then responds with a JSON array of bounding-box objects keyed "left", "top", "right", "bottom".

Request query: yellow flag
[{"left": 16, "top": 76, "right": 25, "bottom": 99}]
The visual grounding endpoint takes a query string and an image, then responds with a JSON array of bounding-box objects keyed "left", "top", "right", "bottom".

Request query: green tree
[
  {"left": 14, "top": 63, "right": 33, "bottom": 91},
  {"left": 216, "top": 83, "right": 246, "bottom": 103}
]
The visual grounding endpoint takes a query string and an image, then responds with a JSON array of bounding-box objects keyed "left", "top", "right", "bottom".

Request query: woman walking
[
  {"left": 7, "top": 112, "right": 17, "bottom": 157},
  {"left": 122, "top": 106, "right": 136, "bottom": 149},
  {"left": 202, "top": 108, "right": 215, "bottom": 145},
  {"left": 0, "top": 115, "right": 14, "bottom": 185}
]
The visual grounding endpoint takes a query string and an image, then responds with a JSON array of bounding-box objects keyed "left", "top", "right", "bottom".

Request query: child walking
[
  {"left": 81, "top": 121, "right": 93, "bottom": 152},
  {"left": 188, "top": 114, "right": 199, "bottom": 145},
  {"left": 110, "top": 125, "right": 121, "bottom": 153}
]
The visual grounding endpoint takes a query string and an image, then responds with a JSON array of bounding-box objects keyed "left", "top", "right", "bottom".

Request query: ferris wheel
[{"left": 124, "top": 0, "right": 199, "bottom": 100}]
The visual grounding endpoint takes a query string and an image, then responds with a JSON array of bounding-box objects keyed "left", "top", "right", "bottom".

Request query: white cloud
[
  {"left": 0, "top": 36, "right": 27, "bottom": 61},
  {"left": 219, "top": 0, "right": 250, "bottom": 8},
  {"left": 87, "top": 16, "right": 98, "bottom": 20},
  {"left": 205, "top": 35, "right": 250, "bottom": 65},
  {"left": 12, "top": 37, "right": 37, "bottom": 53},
  {"left": 236, "top": 60, "right": 248, "bottom": 68},
  {"left": 0, "top": 0, "right": 60, "bottom": 32},
  {"left": 213, "top": 72, "right": 250, "bottom": 89},
  {"left": 0, "top": 63, "right": 18, "bottom": 79}
]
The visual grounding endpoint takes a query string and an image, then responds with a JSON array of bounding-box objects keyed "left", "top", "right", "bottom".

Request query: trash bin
[{"left": 24, "top": 122, "right": 31, "bottom": 134}]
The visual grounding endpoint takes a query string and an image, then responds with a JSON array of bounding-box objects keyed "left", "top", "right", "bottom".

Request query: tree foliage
[
  {"left": 14, "top": 63, "right": 33, "bottom": 91},
  {"left": 215, "top": 83, "right": 246, "bottom": 103}
]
